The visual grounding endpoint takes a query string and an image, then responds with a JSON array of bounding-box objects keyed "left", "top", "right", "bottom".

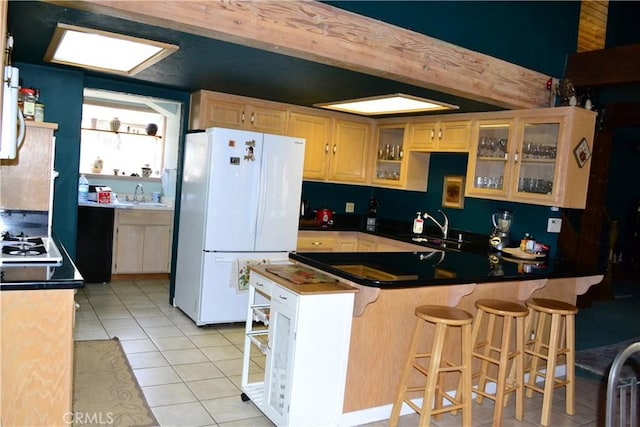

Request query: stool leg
[
  {"left": 526, "top": 310, "right": 546, "bottom": 398},
  {"left": 475, "top": 310, "right": 495, "bottom": 403},
  {"left": 390, "top": 319, "right": 424, "bottom": 427},
  {"left": 461, "top": 322, "right": 472, "bottom": 427},
  {"left": 514, "top": 316, "right": 524, "bottom": 421},
  {"left": 492, "top": 314, "right": 512, "bottom": 426},
  {"left": 421, "top": 323, "right": 446, "bottom": 426},
  {"left": 540, "top": 313, "right": 561, "bottom": 426},
  {"left": 565, "top": 313, "right": 576, "bottom": 416}
]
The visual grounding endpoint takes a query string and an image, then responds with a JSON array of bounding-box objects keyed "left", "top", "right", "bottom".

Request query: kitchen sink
[{"left": 115, "top": 201, "right": 169, "bottom": 208}]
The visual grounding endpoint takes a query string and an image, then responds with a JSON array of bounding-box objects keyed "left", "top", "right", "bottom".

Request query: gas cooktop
[{"left": 0, "top": 233, "right": 63, "bottom": 267}]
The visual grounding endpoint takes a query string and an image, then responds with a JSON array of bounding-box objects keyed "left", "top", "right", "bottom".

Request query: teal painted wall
[
  {"left": 302, "top": 152, "right": 561, "bottom": 255},
  {"left": 16, "top": 63, "right": 190, "bottom": 259}
]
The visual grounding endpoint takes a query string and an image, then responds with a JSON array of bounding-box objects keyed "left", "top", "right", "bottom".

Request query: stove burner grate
[{"left": 2, "top": 244, "right": 47, "bottom": 256}]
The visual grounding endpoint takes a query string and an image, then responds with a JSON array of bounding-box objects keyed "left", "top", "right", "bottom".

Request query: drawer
[
  {"left": 296, "top": 236, "right": 336, "bottom": 251},
  {"left": 117, "top": 210, "right": 173, "bottom": 225},
  {"left": 250, "top": 272, "right": 272, "bottom": 297},
  {"left": 271, "top": 284, "right": 298, "bottom": 310}
]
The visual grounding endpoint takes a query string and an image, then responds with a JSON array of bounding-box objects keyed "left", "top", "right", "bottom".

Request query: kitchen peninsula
[
  {"left": 1, "top": 238, "right": 84, "bottom": 426},
  {"left": 278, "top": 242, "right": 603, "bottom": 425}
]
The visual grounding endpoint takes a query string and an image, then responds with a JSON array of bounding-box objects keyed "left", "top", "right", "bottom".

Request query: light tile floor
[{"left": 75, "top": 278, "right": 611, "bottom": 427}]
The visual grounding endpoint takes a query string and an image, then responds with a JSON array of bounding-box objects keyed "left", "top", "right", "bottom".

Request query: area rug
[
  {"left": 575, "top": 337, "right": 640, "bottom": 380},
  {"left": 73, "top": 338, "right": 158, "bottom": 427}
]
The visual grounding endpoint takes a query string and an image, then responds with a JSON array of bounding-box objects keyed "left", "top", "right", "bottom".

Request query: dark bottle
[{"left": 366, "top": 198, "right": 378, "bottom": 231}]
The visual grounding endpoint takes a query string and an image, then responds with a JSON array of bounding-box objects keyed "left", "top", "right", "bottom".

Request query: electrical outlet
[
  {"left": 345, "top": 202, "right": 355, "bottom": 213},
  {"left": 547, "top": 218, "right": 562, "bottom": 233}
]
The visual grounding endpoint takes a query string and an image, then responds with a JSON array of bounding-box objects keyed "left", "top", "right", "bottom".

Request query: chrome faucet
[
  {"left": 134, "top": 183, "right": 144, "bottom": 201},
  {"left": 423, "top": 210, "right": 449, "bottom": 240}
]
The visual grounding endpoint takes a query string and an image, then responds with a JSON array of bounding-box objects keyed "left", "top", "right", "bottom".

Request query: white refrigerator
[{"left": 174, "top": 127, "right": 304, "bottom": 325}]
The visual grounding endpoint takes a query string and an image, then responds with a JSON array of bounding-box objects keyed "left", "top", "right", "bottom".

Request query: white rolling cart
[{"left": 240, "top": 265, "right": 357, "bottom": 427}]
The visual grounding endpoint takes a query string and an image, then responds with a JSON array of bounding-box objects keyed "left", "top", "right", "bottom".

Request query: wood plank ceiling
[{"left": 577, "top": 0, "right": 609, "bottom": 53}]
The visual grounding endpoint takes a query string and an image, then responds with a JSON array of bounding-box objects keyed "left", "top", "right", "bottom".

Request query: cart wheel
[{"left": 240, "top": 392, "right": 250, "bottom": 402}]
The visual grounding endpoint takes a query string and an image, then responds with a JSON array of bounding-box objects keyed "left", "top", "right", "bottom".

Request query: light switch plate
[
  {"left": 345, "top": 202, "right": 355, "bottom": 213},
  {"left": 547, "top": 218, "right": 562, "bottom": 233}
]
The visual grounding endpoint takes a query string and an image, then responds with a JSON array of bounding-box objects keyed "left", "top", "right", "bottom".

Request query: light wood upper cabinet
[
  {"left": 0, "top": 122, "right": 57, "bottom": 211},
  {"left": 112, "top": 210, "right": 173, "bottom": 274},
  {"left": 330, "top": 119, "right": 371, "bottom": 183},
  {"left": 189, "top": 90, "right": 288, "bottom": 134},
  {"left": 465, "top": 107, "right": 597, "bottom": 208},
  {"left": 288, "top": 112, "right": 332, "bottom": 180},
  {"left": 289, "top": 112, "right": 372, "bottom": 184},
  {"left": 408, "top": 119, "right": 471, "bottom": 152}
]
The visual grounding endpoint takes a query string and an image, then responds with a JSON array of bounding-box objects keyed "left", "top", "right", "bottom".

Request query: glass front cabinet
[
  {"left": 372, "top": 124, "right": 407, "bottom": 187},
  {"left": 466, "top": 107, "right": 597, "bottom": 208}
]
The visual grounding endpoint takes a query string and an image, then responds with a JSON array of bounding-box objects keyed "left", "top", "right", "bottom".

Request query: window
[{"left": 79, "top": 89, "right": 181, "bottom": 178}]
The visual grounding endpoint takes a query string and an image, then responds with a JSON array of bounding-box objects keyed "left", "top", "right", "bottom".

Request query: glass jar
[{"left": 19, "top": 88, "right": 36, "bottom": 120}]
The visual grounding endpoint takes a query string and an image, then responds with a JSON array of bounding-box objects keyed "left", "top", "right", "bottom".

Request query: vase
[
  {"left": 110, "top": 117, "right": 121, "bottom": 133},
  {"left": 145, "top": 123, "right": 158, "bottom": 136}
]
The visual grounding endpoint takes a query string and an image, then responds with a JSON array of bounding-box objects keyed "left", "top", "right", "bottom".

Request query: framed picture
[
  {"left": 573, "top": 137, "right": 591, "bottom": 168},
  {"left": 442, "top": 175, "right": 465, "bottom": 209}
]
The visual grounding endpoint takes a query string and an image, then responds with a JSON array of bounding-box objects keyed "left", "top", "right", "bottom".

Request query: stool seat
[
  {"left": 416, "top": 305, "right": 474, "bottom": 325},
  {"left": 390, "top": 305, "right": 473, "bottom": 427},
  {"left": 475, "top": 299, "right": 530, "bottom": 317},
  {"left": 526, "top": 298, "right": 578, "bottom": 315}
]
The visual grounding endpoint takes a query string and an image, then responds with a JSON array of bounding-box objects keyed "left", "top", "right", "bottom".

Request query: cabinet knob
[
  {"left": 324, "top": 144, "right": 329, "bottom": 153},
  {"left": 514, "top": 151, "right": 519, "bottom": 162},
  {"left": 311, "top": 241, "right": 322, "bottom": 246},
  {"left": 438, "top": 129, "right": 443, "bottom": 140},
  {"left": 333, "top": 144, "right": 337, "bottom": 154},
  {"left": 250, "top": 112, "right": 255, "bottom": 124},
  {"left": 430, "top": 129, "right": 435, "bottom": 140},
  {"left": 241, "top": 111, "right": 246, "bottom": 123}
]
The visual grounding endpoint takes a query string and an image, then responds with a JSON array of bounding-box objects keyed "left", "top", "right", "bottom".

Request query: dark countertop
[
  {"left": 0, "top": 237, "right": 84, "bottom": 291},
  {"left": 292, "top": 217, "right": 603, "bottom": 288},
  {"left": 289, "top": 250, "right": 603, "bottom": 288}
]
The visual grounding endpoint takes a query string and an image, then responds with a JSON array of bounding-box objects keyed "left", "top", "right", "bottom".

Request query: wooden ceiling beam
[
  {"left": 43, "top": 0, "right": 552, "bottom": 110},
  {"left": 566, "top": 44, "right": 640, "bottom": 88}
]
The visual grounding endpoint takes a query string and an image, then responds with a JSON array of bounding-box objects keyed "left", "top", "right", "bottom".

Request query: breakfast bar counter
[{"left": 287, "top": 250, "right": 603, "bottom": 423}]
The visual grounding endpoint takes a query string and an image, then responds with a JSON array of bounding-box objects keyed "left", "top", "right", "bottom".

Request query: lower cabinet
[
  {"left": 243, "top": 269, "right": 354, "bottom": 427},
  {"left": 1, "top": 289, "right": 74, "bottom": 425},
  {"left": 112, "top": 210, "right": 173, "bottom": 274}
]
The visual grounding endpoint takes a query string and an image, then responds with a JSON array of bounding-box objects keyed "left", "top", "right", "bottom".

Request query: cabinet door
[
  {"left": 438, "top": 120, "right": 471, "bottom": 151},
  {"left": 248, "top": 105, "right": 288, "bottom": 134},
  {"left": 288, "top": 112, "right": 332, "bottom": 180},
  {"left": 199, "top": 97, "right": 246, "bottom": 129},
  {"left": 511, "top": 117, "right": 564, "bottom": 205},
  {"left": 264, "top": 286, "right": 298, "bottom": 426},
  {"left": 466, "top": 119, "right": 514, "bottom": 198},
  {"left": 408, "top": 122, "right": 439, "bottom": 150},
  {"left": 0, "top": 123, "right": 55, "bottom": 211},
  {"left": 113, "top": 224, "right": 145, "bottom": 273},
  {"left": 372, "top": 125, "right": 406, "bottom": 187},
  {"left": 329, "top": 119, "right": 370, "bottom": 183},
  {"left": 142, "top": 225, "right": 172, "bottom": 273}
]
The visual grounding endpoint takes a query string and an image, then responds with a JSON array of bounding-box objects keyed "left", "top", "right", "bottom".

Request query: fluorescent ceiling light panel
[
  {"left": 45, "top": 23, "right": 178, "bottom": 76},
  {"left": 315, "top": 94, "right": 458, "bottom": 115}
]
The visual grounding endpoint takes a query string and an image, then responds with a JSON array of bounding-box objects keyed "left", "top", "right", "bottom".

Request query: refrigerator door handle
[{"left": 256, "top": 157, "right": 268, "bottom": 234}]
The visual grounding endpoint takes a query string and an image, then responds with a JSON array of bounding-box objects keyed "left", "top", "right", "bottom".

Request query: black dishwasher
[{"left": 76, "top": 205, "right": 114, "bottom": 283}]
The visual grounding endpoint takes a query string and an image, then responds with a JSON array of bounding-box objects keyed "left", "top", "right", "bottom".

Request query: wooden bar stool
[
  {"left": 470, "top": 299, "right": 528, "bottom": 426},
  {"left": 523, "top": 297, "right": 577, "bottom": 426},
  {"left": 390, "top": 305, "right": 473, "bottom": 427}
]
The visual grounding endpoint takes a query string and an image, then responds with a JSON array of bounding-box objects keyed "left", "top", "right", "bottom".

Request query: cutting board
[
  {"left": 266, "top": 265, "right": 337, "bottom": 285},
  {"left": 501, "top": 247, "right": 546, "bottom": 260}
]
